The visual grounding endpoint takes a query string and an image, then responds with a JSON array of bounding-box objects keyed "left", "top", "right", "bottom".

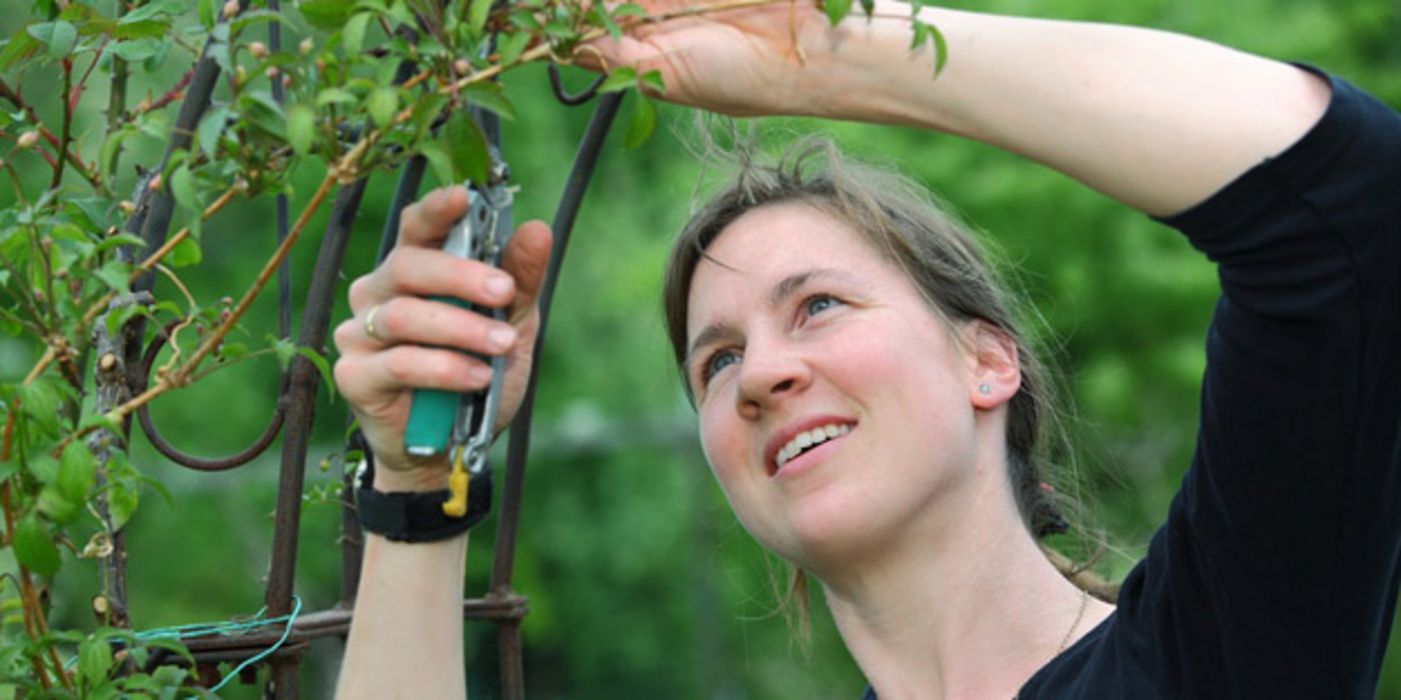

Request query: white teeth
[{"left": 775, "top": 423, "right": 851, "bottom": 470}]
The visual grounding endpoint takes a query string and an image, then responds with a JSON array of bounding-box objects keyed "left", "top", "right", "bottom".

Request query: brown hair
[{"left": 661, "top": 138, "right": 1116, "bottom": 624}]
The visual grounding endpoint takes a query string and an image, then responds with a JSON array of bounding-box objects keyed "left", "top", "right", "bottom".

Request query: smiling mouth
[{"left": 773, "top": 423, "right": 854, "bottom": 473}]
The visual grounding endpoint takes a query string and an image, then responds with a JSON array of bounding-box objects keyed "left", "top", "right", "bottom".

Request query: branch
[
  {"left": 20, "top": 185, "right": 243, "bottom": 387},
  {"left": 0, "top": 79, "right": 106, "bottom": 194}
]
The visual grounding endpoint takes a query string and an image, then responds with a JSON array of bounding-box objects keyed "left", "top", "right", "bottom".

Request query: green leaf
[
  {"left": 111, "top": 20, "right": 168, "bottom": 40},
  {"left": 366, "top": 86, "right": 398, "bottom": 129},
  {"left": 298, "top": 0, "right": 356, "bottom": 31},
  {"left": 37, "top": 486, "right": 80, "bottom": 524},
  {"left": 296, "top": 347, "right": 336, "bottom": 401},
  {"left": 597, "top": 67, "right": 636, "bottom": 94},
  {"left": 495, "top": 31, "right": 530, "bottom": 67},
  {"left": 270, "top": 336, "right": 295, "bottom": 370},
  {"left": 929, "top": 23, "right": 948, "bottom": 76},
  {"left": 28, "top": 455, "right": 60, "bottom": 485},
  {"left": 166, "top": 236, "right": 201, "bottom": 267},
  {"left": 28, "top": 21, "right": 78, "bottom": 58},
  {"left": 19, "top": 378, "right": 61, "bottom": 429},
  {"left": 121, "top": 0, "right": 182, "bottom": 24},
  {"left": 196, "top": 105, "right": 229, "bottom": 158},
  {"left": 95, "top": 260, "right": 132, "bottom": 294},
  {"left": 0, "top": 28, "right": 41, "bottom": 70},
  {"left": 640, "top": 69, "right": 665, "bottom": 94},
  {"left": 78, "top": 637, "right": 115, "bottom": 686},
  {"left": 286, "top": 104, "right": 315, "bottom": 155},
  {"left": 824, "top": 0, "right": 852, "bottom": 27},
  {"left": 111, "top": 38, "right": 162, "bottom": 61},
  {"left": 12, "top": 516, "right": 61, "bottom": 577},
  {"left": 315, "top": 87, "right": 357, "bottom": 107},
  {"left": 468, "top": 0, "right": 491, "bottom": 37},
  {"left": 198, "top": 0, "right": 217, "bottom": 29},
  {"left": 464, "top": 83, "right": 517, "bottom": 121},
  {"left": 58, "top": 442, "right": 97, "bottom": 504},
  {"left": 611, "top": 3, "right": 646, "bottom": 18},
  {"left": 170, "top": 164, "right": 199, "bottom": 213},
  {"left": 239, "top": 92, "right": 287, "bottom": 139},
  {"left": 859, "top": 0, "right": 874, "bottom": 17},
  {"left": 108, "top": 481, "right": 139, "bottom": 530},
  {"left": 443, "top": 110, "right": 488, "bottom": 185},
  {"left": 624, "top": 93, "right": 657, "bottom": 149},
  {"left": 418, "top": 140, "right": 455, "bottom": 187},
  {"left": 343, "top": 12, "right": 371, "bottom": 55}
]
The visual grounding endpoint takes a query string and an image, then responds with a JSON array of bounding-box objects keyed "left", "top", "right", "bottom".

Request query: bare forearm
[
  {"left": 808, "top": 4, "right": 1331, "bottom": 215},
  {"left": 336, "top": 532, "right": 468, "bottom": 700}
]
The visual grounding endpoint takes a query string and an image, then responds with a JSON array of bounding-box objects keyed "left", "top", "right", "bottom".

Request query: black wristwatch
[{"left": 354, "top": 451, "right": 493, "bottom": 543}]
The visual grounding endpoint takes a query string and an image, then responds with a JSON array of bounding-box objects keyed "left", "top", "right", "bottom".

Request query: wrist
[{"left": 371, "top": 454, "right": 451, "bottom": 492}]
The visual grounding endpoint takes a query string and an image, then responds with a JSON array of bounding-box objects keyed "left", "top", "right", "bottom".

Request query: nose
[{"left": 735, "top": 338, "right": 810, "bottom": 418}]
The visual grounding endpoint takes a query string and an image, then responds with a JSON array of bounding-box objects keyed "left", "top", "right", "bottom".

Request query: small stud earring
[{"left": 977, "top": 383, "right": 992, "bottom": 395}]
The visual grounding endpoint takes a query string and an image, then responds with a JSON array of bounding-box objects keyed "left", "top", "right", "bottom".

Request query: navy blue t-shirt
[{"left": 866, "top": 71, "right": 1401, "bottom": 699}]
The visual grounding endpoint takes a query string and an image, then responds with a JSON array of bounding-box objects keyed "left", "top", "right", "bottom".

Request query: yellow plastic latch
[{"left": 442, "top": 447, "right": 469, "bottom": 518}]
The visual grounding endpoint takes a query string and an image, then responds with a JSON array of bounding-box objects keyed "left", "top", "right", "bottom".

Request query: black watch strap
[{"left": 354, "top": 454, "right": 492, "bottom": 543}]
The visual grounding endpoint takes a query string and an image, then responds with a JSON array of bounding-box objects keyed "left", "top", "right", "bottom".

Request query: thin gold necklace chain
[
  {"left": 1011, "top": 589, "right": 1091, "bottom": 700},
  {"left": 1056, "top": 587, "right": 1091, "bottom": 656}
]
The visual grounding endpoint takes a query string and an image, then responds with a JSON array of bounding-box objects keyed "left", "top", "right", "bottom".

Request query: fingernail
[
  {"left": 488, "top": 326, "right": 516, "bottom": 351},
  {"left": 485, "top": 273, "right": 512, "bottom": 298}
]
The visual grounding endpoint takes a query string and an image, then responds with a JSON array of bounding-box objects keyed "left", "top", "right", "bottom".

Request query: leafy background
[{"left": 1, "top": 0, "right": 1399, "bottom": 697}]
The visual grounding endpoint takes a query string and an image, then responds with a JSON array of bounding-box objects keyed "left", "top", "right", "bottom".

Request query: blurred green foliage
[{"left": 1, "top": 0, "right": 1398, "bottom": 697}]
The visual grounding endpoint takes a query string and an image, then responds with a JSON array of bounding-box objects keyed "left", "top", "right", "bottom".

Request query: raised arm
[
  {"left": 332, "top": 189, "right": 553, "bottom": 698},
  {"left": 598, "top": 1, "right": 1331, "bottom": 215}
]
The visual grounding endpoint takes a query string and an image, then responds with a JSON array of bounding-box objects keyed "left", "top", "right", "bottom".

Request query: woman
[{"left": 332, "top": 2, "right": 1401, "bottom": 697}]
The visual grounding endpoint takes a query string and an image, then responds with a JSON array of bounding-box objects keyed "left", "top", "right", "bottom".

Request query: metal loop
[
  {"left": 548, "top": 64, "right": 607, "bottom": 106},
  {"left": 135, "top": 321, "right": 286, "bottom": 471}
]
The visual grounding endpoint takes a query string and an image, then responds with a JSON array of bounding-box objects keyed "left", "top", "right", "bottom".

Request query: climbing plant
[{"left": 0, "top": 0, "right": 720, "bottom": 693}]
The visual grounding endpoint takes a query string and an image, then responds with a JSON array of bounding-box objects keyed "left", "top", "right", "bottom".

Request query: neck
[{"left": 815, "top": 464, "right": 1113, "bottom": 699}]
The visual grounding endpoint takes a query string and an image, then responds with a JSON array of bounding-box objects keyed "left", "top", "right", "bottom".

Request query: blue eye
[
  {"left": 805, "top": 295, "right": 841, "bottom": 316},
  {"left": 702, "top": 350, "right": 739, "bottom": 383}
]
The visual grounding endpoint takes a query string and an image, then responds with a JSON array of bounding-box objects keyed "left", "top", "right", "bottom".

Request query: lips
[{"left": 764, "top": 416, "right": 857, "bottom": 476}]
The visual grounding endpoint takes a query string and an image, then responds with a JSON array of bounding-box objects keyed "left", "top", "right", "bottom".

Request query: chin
[{"left": 772, "top": 486, "right": 886, "bottom": 571}]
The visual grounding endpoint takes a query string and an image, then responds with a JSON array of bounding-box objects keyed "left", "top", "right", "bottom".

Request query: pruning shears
[{"left": 403, "top": 152, "right": 514, "bottom": 518}]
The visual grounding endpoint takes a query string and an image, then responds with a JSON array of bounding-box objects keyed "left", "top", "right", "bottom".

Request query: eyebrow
[{"left": 685, "top": 268, "right": 846, "bottom": 367}]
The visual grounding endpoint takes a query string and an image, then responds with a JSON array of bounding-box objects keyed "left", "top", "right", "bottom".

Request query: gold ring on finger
[{"left": 364, "top": 304, "right": 385, "bottom": 343}]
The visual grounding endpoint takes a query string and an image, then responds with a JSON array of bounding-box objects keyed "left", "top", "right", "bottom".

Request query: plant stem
[
  {"left": 50, "top": 173, "right": 337, "bottom": 454},
  {"left": 0, "top": 482, "right": 55, "bottom": 691},
  {"left": 19, "top": 184, "right": 242, "bottom": 388}
]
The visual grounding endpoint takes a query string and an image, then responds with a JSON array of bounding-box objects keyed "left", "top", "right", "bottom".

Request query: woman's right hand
[{"left": 332, "top": 187, "right": 552, "bottom": 491}]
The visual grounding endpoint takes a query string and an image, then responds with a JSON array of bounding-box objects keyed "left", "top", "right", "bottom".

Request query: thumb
[{"left": 501, "top": 220, "right": 554, "bottom": 320}]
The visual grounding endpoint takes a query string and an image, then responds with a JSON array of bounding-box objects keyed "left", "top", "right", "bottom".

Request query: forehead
[{"left": 685, "top": 202, "right": 894, "bottom": 334}]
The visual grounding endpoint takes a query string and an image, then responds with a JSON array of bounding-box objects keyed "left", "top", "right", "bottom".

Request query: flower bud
[
  {"left": 118, "top": 200, "right": 136, "bottom": 214},
  {"left": 454, "top": 58, "right": 471, "bottom": 75},
  {"left": 300, "top": 37, "right": 314, "bottom": 55},
  {"left": 148, "top": 174, "right": 162, "bottom": 192},
  {"left": 222, "top": 0, "right": 240, "bottom": 19},
  {"left": 265, "top": 66, "right": 279, "bottom": 79},
  {"left": 248, "top": 41, "right": 269, "bottom": 59},
  {"left": 16, "top": 130, "right": 39, "bottom": 149}
]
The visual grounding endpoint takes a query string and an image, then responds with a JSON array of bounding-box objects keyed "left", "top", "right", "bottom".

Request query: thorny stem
[
  {"left": 20, "top": 185, "right": 242, "bottom": 387},
  {"left": 50, "top": 173, "right": 338, "bottom": 454},
  {"left": 0, "top": 79, "right": 105, "bottom": 193},
  {"left": 53, "top": 58, "right": 71, "bottom": 190}
]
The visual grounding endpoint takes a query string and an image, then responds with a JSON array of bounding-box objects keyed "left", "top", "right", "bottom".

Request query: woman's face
[{"left": 685, "top": 202, "right": 993, "bottom": 570}]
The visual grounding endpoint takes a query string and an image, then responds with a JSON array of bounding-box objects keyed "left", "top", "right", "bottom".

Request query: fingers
[
  {"left": 397, "top": 186, "right": 469, "bottom": 248},
  {"left": 500, "top": 221, "right": 553, "bottom": 316},
  {"left": 347, "top": 247, "right": 517, "bottom": 314},
  {"left": 334, "top": 296, "right": 518, "bottom": 355},
  {"left": 334, "top": 343, "right": 495, "bottom": 405}
]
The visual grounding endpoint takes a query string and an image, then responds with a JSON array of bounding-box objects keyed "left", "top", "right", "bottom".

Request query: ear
[{"left": 961, "top": 320, "right": 1022, "bottom": 410}]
